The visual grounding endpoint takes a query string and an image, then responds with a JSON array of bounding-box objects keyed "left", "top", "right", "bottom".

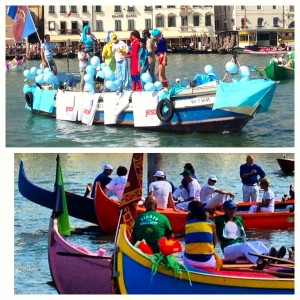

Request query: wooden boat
[
  {"left": 22, "top": 77, "right": 276, "bottom": 134},
  {"left": 48, "top": 216, "right": 113, "bottom": 294},
  {"left": 265, "top": 62, "right": 294, "bottom": 80},
  {"left": 95, "top": 183, "right": 294, "bottom": 234},
  {"left": 115, "top": 224, "right": 294, "bottom": 294},
  {"left": 5, "top": 56, "right": 26, "bottom": 71},
  {"left": 18, "top": 160, "right": 98, "bottom": 225},
  {"left": 277, "top": 158, "right": 295, "bottom": 174}
]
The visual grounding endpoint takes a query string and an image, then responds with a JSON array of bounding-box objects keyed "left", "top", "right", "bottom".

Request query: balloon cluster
[
  {"left": 23, "top": 66, "right": 58, "bottom": 86},
  {"left": 141, "top": 73, "right": 163, "bottom": 91},
  {"left": 225, "top": 62, "right": 250, "bottom": 82},
  {"left": 204, "top": 65, "right": 219, "bottom": 80}
]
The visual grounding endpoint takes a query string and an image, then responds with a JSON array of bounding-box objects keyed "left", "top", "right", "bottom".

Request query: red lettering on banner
[
  {"left": 66, "top": 107, "right": 74, "bottom": 112},
  {"left": 145, "top": 109, "right": 157, "bottom": 117},
  {"left": 84, "top": 109, "right": 91, "bottom": 115}
]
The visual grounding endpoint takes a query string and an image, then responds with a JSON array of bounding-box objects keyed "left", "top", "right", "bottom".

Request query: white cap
[
  {"left": 153, "top": 171, "right": 165, "bottom": 178},
  {"left": 103, "top": 164, "right": 113, "bottom": 170},
  {"left": 209, "top": 175, "right": 218, "bottom": 181}
]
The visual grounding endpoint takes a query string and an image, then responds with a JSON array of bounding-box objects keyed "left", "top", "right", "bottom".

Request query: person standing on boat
[
  {"left": 129, "top": 30, "right": 142, "bottom": 91},
  {"left": 214, "top": 199, "right": 286, "bottom": 267},
  {"left": 240, "top": 155, "right": 265, "bottom": 202},
  {"left": 102, "top": 166, "right": 128, "bottom": 202},
  {"left": 248, "top": 178, "right": 275, "bottom": 213},
  {"left": 138, "top": 38, "right": 150, "bottom": 90},
  {"left": 90, "top": 164, "right": 113, "bottom": 198},
  {"left": 78, "top": 43, "right": 93, "bottom": 92},
  {"left": 131, "top": 195, "right": 173, "bottom": 253},
  {"left": 200, "top": 175, "right": 235, "bottom": 211},
  {"left": 151, "top": 29, "right": 168, "bottom": 87},
  {"left": 41, "top": 34, "right": 57, "bottom": 75},
  {"left": 80, "top": 25, "right": 97, "bottom": 55},
  {"left": 148, "top": 171, "right": 177, "bottom": 211},
  {"left": 183, "top": 201, "right": 220, "bottom": 269},
  {"left": 142, "top": 30, "right": 156, "bottom": 83},
  {"left": 101, "top": 31, "right": 116, "bottom": 73},
  {"left": 175, "top": 169, "right": 201, "bottom": 211}
]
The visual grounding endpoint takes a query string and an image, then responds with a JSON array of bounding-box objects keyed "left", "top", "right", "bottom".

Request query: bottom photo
[{"left": 14, "top": 153, "right": 295, "bottom": 295}]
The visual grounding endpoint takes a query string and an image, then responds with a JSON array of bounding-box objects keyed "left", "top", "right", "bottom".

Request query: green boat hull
[{"left": 265, "top": 62, "right": 294, "bottom": 80}]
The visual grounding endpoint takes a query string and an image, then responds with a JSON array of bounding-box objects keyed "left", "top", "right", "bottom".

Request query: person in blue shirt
[
  {"left": 90, "top": 164, "right": 113, "bottom": 198},
  {"left": 240, "top": 155, "right": 265, "bottom": 202},
  {"left": 41, "top": 34, "right": 57, "bottom": 75}
]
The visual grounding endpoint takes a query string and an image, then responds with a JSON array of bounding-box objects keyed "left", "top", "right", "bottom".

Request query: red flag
[
  {"left": 67, "top": 6, "right": 72, "bottom": 17},
  {"left": 119, "top": 153, "right": 144, "bottom": 236}
]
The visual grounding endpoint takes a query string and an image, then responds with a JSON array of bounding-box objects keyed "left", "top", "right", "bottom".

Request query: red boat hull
[{"left": 277, "top": 158, "right": 295, "bottom": 174}]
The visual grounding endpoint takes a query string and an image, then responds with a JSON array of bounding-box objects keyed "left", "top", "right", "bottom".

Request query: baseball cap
[
  {"left": 103, "top": 164, "right": 113, "bottom": 170},
  {"left": 209, "top": 175, "right": 218, "bottom": 181},
  {"left": 151, "top": 29, "right": 161, "bottom": 38},
  {"left": 180, "top": 169, "right": 192, "bottom": 176},
  {"left": 223, "top": 199, "right": 237, "bottom": 209},
  {"left": 153, "top": 171, "right": 165, "bottom": 178}
]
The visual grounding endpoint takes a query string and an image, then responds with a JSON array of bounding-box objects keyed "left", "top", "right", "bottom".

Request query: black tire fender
[
  {"left": 25, "top": 92, "right": 34, "bottom": 108},
  {"left": 156, "top": 99, "right": 175, "bottom": 122}
]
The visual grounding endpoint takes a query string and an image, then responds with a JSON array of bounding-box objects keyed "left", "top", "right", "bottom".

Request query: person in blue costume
[
  {"left": 80, "top": 25, "right": 97, "bottom": 54},
  {"left": 138, "top": 38, "right": 150, "bottom": 90},
  {"left": 90, "top": 164, "right": 113, "bottom": 198},
  {"left": 240, "top": 155, "right": 265, "bottom": 202}
]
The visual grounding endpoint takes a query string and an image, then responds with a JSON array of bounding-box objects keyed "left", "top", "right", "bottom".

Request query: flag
[
  {"left": 53, "top": 155, "right": 71, "bottom": 236},
  {"left": 6, "top": 6, "right": 36, "bottom": 42},
  {"left": 119, "top": 153, "right": 144, "bottom": 236},
  {"left": 67, "top": 6, "right": 72, "bottom": 17}
]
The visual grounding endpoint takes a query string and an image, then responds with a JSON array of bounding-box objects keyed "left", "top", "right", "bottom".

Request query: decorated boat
[
  {"left": 48, "top": 155, "right": 113, "bottom": 294},
  {"left": 264, "top": 62, "right": 294, "bottom": 80},
  {"left": 22, "top": 76, "right": 276, "bottom": 133},
  {"left": 95, "top": 183, "right": 294, "bottom": 234},
  {"left": 244, "top": 49, "right": 289, "bottom": 55},
  {"left": 115, "top": 224, "right": 294, "bottom": 294},
  {"left": 18, "top": 160, "right": 98, "bottom": 225},
  {"left": 48, "top": 216, "right": 113, "bottom": 294},
  {"left": 5, "top": 55, "right": 27, "bottom": 71},
  {"left": 276, "top": 157, "right": 295, "bottom": 174}
]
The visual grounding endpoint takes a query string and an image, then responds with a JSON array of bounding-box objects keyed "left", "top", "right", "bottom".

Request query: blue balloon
[
  {"left": 102, "top": 66, "right": 111, "bottom": 73},
  {"left": 113, "top": 79, "right": 122, "bottom": 89},
  {"left": 30, "top": 66, "right": 38, "bottom": 76},
  {"left": 144, "top": 82, "right": 155, "bottom": 91},
  {"left": 204, "top": 65, "right": 214, "bottom": 75},
  {"left": 86, "top": 65, "right": 95, "bottom": 76},
  {"left": 84, "top": 73, "right": 94, "bottom": 84},
  {"left": 37, "top": 68, "right": 44, "bottom": 75},
  {"left": 23, "top": 69, "right": 31, "bottom": 79},
  {"left": 105, "top": 80, "right": 114, "bottom": 90},
  {"left": 238, "top": 66, "right": 250, "bottom": 77},
  {"left": 104, "top": 69, "right": 115, "bottom": 81},
  {"left": 44, "top": 67, "right": 51, "bottom": 74},
  {"left": 91, "top": 56, "right": 100, "bottom": 69},
  {"left": 240, "top": 75, "right": 250, "bottom": 82},
  {"left": 44, "top": 72, "right": 54, "bottom": 84},
  {"left": 225, "top": 61, "right": 238, "bottom": 74},
  {"left": 96, "top": 70, "right": 105, "bottom": 79},
  {"left": 35, "top": 74, "right": 44, "bottom": 84},
  {"left": 141, "top": 73, "right": 152, "bottom": 83},
  {"left": 154, "top": 81, "right": 163, "bottom": 90},
  {"left": 100, "top": 62, "right": 107, "bottom": 70},
  {"left": 232, "top": 78, "right": 240, "bottom": 84},
  {"left": 84, "top": 83, "right": 95, "bottom": 93}
]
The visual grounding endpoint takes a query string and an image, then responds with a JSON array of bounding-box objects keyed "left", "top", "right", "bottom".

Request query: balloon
[
  {"left": 240, "top": 75, "right": 250, "bottom": 82},
  {"left": 100, "top": 62, "right": 107, "bottom": 70},
  {"left": 91, "top": 56, "right": 100, "bottom": 69},
  {"left": 144, "top": 82, "right": 155, "bottom": 91},
  {"left": 86, "top": 65, "right": 95, "bottom": 76},
  {"left": 113, "top": 79, "right": 122, "bottom": 89},
  {"left": 23, "top": 69, "right": 31, "bottom": 79},
  {"left": 154, "top": 81, "right": 163, "bottom": 90},
  {"left": 84, "top": 82, "right": 95, "bottom": 93},
  {"left": 204, "top": 65, "right": 214, "bottom": 74},
  {"left": 44, "top": 67, "right": 51, "bottom": 74},
  {"left": 84, "top": 73, "right": 94, "bottom": 84},
  {"left": 102, "top": 66, "right": 111, "bottom": 73},
  {"left": 44, "top": 72, "right": 55, "bottom": 84},
  {"left": 105, "top": 80, "right": 115, "bottom": 90},
  {"left": 141, "top": 73, "right": 152, "bottom": 83},
  {"left": 238, "top": 66, "right": 250, "bottom": 77},
  {"left": 225, "top": 61, "right": 238, "bottom": 74},
  {"left": 35, "top": 74, "right": 44, "bottom": 84},
  {"left": 96, "top": 70, "right": 105, "bottom": 79},
  {"left": 232, "top": 78, "right": 240, "bottom": 83},
  {"left": 37, "top": 68, "right": 44, "bottom": 75},
  {"left": 30, "top": 66, "right": 38, "bottom": 76},
  {"left": 104, "top": 69, "right": 115, "bottom": 81}
]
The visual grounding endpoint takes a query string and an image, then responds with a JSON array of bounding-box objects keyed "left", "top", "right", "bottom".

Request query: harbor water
[
  {"left": 6, "top": 53, "right": 294, "bottom": 147},
  {"left": 14, "top": 153, "right": 294, "bottom": 294}
]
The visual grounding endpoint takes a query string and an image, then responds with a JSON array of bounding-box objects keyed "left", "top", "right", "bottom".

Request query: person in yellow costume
[{"left": 101, "top": 30, "right": 116, "bottom": 72}]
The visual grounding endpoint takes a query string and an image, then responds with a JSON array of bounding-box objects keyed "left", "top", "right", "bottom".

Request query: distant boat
[
  {"left": 277, "top": 158, "right": 295, "bottom": 174},
  {"left": 265, "top": 62, "right": 294, "bottom": 81}
]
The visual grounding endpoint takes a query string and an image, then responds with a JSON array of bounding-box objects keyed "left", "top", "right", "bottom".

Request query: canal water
[
  {"left": 14, "top": 153, "right": 294, "bottom": 294},
  {"left": 6, "top": 53, "right": 294, "bottom": 147}
]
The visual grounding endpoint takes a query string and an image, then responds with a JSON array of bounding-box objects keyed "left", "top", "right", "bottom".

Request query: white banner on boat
[
  {"left": 103, "top": 91, "right": 131, "bottom": 124},
  {"left": 132, "top": 91, "right": 162, "bottom": 127},
  {"left": 78, "top": 93, "right": 99, "bottom": 125},
  {"left": 56, "top": 90, "right": 77, "bottom": 121}
]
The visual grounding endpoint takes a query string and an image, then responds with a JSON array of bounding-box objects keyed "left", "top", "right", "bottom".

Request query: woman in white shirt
[{"left": 77, "top": 43, "right": 92, "bottom": 92}]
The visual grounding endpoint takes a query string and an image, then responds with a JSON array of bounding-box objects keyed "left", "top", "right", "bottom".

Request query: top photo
[{"left": 5, "top": 5, "right": 295, "bottom": 147}]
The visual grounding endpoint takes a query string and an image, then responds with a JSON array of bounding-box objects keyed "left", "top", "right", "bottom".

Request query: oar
[
  {"left": 248, "top": 252, "right": 294, "bottom": 265},
  {"left": 57, "top": 251, "right": 112, "bottom": 259}
]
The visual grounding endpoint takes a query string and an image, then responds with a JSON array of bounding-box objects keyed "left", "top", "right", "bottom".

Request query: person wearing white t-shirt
[
  {"left": 103, "top": 166, "right": 128, "bottom": 202},
  {"left": 249, "top": 178, "right": 275, "bottom": 213},
  {"left": 200, "top": 175, "right": 235, "bottom": 210},
  {"left": 148, "top": 171, "right": 177, "bottom": 211},
  {"left": 176, "top": 169, "right": 201, "bottom": 211}
]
